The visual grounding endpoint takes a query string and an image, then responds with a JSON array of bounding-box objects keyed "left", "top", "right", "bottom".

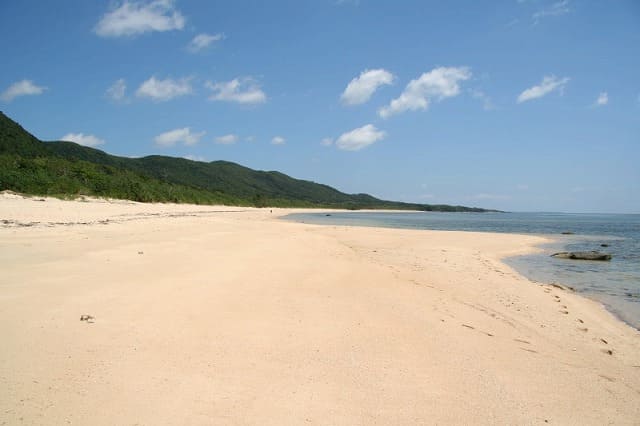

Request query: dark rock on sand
[
  {"left": 80, "top": 314, "right": 95, "bottom": 323},
  {"left": 551, "top": 251, "right": 612, "bottom": 261}
]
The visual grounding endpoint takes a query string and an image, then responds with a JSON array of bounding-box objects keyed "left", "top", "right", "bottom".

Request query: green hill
[{"left": 0, "top": 111, "right": 494, "bottom": 211}]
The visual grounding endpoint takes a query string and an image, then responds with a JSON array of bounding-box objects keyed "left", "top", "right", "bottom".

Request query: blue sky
[{"left": 1, "top": 0, "right": 639, "bottom": 213}]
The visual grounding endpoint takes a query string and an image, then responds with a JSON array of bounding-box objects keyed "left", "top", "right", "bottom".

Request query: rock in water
[{"left": 551, "top": 251, "right": 612, "bottom": 261}]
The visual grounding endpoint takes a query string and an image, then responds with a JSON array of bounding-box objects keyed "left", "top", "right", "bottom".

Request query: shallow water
[{"left": 284, "top": 211, "right": 640, "bottom": 330}]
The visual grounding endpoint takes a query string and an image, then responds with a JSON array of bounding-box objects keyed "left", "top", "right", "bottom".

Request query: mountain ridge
[{"left": 0, "top": 112, "right": 497, "bottom": 212}]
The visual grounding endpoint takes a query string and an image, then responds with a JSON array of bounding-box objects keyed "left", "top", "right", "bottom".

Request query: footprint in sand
[
  {"left": 514, "top": 339, "right": 538, "bottom": 353},
  {"left": 597, "top": 339, "right": 614, "bottom": 356},
  {"left": 461, "top": 324, "right": 494, "bottom": 337}
]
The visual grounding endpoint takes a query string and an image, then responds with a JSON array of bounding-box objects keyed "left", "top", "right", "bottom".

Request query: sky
[{"left": 1, "top": 0, "right": 639, "bottom": 213}]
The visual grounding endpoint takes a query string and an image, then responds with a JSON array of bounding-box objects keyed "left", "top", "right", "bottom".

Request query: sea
[{"left": 283, "top": 211, "right": 640, "bottom": 330}]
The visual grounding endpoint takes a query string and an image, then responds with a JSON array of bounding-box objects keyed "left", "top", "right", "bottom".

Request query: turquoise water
[{"left": 284, "top": 211, "right": 640, "bottom": 330}]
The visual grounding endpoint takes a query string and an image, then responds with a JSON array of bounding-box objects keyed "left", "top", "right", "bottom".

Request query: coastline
[
  {"left": 1, "top": 195, "right": 639, "bottom": 424},
  {"left": 285, "top": 210, "right": 640, "bottom": 331},
  {"left": 503, "top": 237, "right": 640, "bottom": 332}
]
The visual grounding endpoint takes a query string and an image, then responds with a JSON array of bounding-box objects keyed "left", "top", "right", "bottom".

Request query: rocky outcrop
[{"left": 551, "top": 251, "right": 612, "bottom": 261}]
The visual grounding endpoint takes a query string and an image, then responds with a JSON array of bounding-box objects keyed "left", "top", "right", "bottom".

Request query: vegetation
[{"left": 0, "top": 111, "right": 497, "bottom": 211}]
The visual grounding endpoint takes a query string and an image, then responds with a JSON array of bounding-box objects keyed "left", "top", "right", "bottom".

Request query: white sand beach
[{"left": 1, "top": 193, "right": 639, "bottom": 425}]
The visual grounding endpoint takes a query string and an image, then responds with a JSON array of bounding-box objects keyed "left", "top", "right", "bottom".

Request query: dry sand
[{"left": 1, "top": 193, "right": 639, "bottom": 425}]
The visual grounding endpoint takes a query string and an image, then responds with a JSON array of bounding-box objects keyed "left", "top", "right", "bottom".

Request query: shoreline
[
  {"left": 2, "top": 195, "right": 639, "bottom": 424},
  {"left": 503, "top": 237, "right": 640, "bottom": 332},
  {"left": 505, "top": 238, "right": 640, "bottom": 332},
  {"left": 501, "top": 242, "right": 640, "bottom": 335},
  {"left": 283, "top": 210, "right": 640, "bottom": 332},
  {"left": 5, "top": 194, "right": 632, "bottom": 335}
]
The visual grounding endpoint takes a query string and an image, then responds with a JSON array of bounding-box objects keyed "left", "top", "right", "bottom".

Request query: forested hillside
[{"left": 0, "top": 112, "right": 494, "bottom": 211}]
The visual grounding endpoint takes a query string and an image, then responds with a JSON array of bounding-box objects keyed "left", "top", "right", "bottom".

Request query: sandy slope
[{"left": 1, "top": 194, "right": 639, "bottom": 425}]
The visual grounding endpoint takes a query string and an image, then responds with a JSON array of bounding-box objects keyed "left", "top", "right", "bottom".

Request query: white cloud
[
  {"left": 321, "top": 137, "right": 334, "bottom": 146},
  {"left": 506, "top": 18, "right": 520, "bottom": 28},
  {"left": 340, "top": 69, "right": 395, "bottom": 105},
  {"left": 517, "top": 75, "right": 569, "bottom": 103},
  {"left": 271, "top": 136, "right": 286, "bottom": 145},
  {"left": 379, "top": 66, "right": 471, "bottom": 119},
  {"left": 418, "top": 193, "right": 435, "bottom": 200},
  {"left": 94, "top": 0, "right": 185, "bottom": 38},
  {"left": 184, "top": 154, "right": 206, "bottom": 162},
  {"left": 154, "top": 127, "right": 205, "bottom": 147},
  {"left": 245, "top": 136, "right": 256, "bottom": 142},
  {"left": 136, "top": 76, "right": 192, "bottom": 101},
  {"left": 469, "top": 89, "right": 495, "bottom": 111},
  {"left": 187, "top": 33, "right": 224, "bottom": 53},
  {"left": 471, "top": 193, "right": 510, "bottom": 201},
  {"left": 595, "top": 92, "right": 608, "bottom": 106},
  {"left": 205, "top": 78, "right": 266, "bottom": 104},
  {"left": 335, "top": 124, "right": 385, "bottom": 151},
  {"left": 1, "top": 79, "right": 47, "bottom": 102},
  {"left": 215, "top": 134, "right": 238, "bottom": 145},
  {"left": 61, "top": 133, "right": 105, "bottom": 147},
  {"left": 533, "top": 0, "right": 570, "bottom": 22},
  {"left": 106, "top": 78, "right": 127, "bottom": 101}
]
